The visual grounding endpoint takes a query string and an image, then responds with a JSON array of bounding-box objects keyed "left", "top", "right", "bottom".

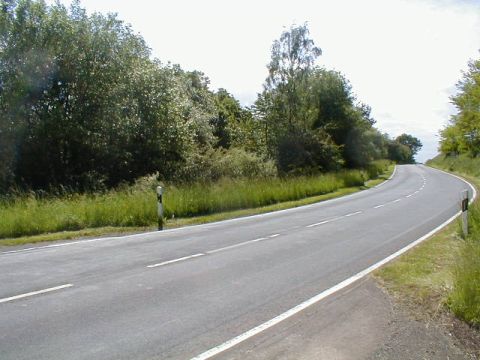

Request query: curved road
[{"left": 0, "top": 165, "right": 474, "bottom": 360}]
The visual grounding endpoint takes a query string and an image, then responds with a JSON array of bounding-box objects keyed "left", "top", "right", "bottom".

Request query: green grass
[
  {"left": 376, "top": 154, "right": 479, "bottom": 327},
  {"left": 428, "top": 154, "right": 480, "bottom": 326},
  {"left": 0, "top": 162, "right": 392, "bottom": 246},
  {"left": 375, "top": 223, "right": 461, "bottom": 313}
]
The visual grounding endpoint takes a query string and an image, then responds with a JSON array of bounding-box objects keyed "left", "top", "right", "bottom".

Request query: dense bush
[{"left": 171, "top": 147, "right": 276, "bottom": 183}]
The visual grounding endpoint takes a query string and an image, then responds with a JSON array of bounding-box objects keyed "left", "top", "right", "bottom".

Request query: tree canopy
[
  {"left": 0, "top": 3, "right": 422, "bottom": 194},
  {"left": 439, "top": 56, "right": 480, "bottom": 157}
]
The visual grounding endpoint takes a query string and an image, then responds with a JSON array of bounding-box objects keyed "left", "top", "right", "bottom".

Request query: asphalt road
[{"left": 0, "top": 165, "right": 474, "bottom": 360}]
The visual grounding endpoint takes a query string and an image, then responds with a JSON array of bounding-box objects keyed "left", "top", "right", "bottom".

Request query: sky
[{"left": 50, "top": 0, "right": 480, "bottom": 162}]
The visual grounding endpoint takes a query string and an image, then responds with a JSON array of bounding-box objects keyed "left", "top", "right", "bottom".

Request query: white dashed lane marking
[
  {"left": 147, "top": 253, "right": 205, "bottom": 268},
  {"left": 0, "top": 284, "right": 73, "bottom": 304},
  {"left": 344, "top": 211, "right": 362, "bottom": 217},
  {"left": 148, "top": 233, "right": 282, "bottom": 267},
  {"left": 306, "top": 219, "right": 338, "bottom": 228}
]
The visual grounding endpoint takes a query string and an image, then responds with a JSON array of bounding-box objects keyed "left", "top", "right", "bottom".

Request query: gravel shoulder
[{"left": 216, "top": 277, "right": 478, "bottom": 360}]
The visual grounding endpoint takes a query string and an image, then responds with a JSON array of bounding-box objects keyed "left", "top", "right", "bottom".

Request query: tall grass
[
  {"left": 427, "top": 153, "right": 480, "bottom": 178},
  {"left": 429, "top": 154, "right": 480, "bottom": 326},
  {"left": 449, "top": 202, "right": 480, "bottom": 326},
  {"left": 0, "top": 169, "right": 371, "bottom": 239}
]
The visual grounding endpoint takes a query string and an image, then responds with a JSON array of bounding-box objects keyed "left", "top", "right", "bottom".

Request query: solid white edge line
[
  {"left": 1, "top": 167, "right": 399, "bottom": 256},
  {"left": 0, "top": 284, "right": 73, "bottom": 304},
  {"left": 190, "top": 168, "right": 476, "bottom": 360},
  {"left": 190, "top": 211, "right": 462, "bottom": 360},
  {"left": 147, "top": 253, "right": 205, "bottom": 268},
  {"left": 427, "top": 166, "right": 478, "bottom": 202},
  {"left": 374, "top": 165, "right": 397, "bottom": 188}
]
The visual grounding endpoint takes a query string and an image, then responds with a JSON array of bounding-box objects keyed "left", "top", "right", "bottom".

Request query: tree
[
  {"left": 387, "top": 141, "right": 412, "bottom": 164},
  {"left": 276, "top": 129, "right": 342, "bottom": 175},
  {"left": 449, "top": 57, "right": 480, "bottom": 157},
  {"left": 258, "top": 23, "right": 322, "bottom": 145},
  {"left": 439, "top": 123, "right": 461, "bottom": 156},
  {"left": 255, "top": 24, "right": 390, "bottom": 173},
  {"left": 395, "top": 134, "right": 422, "bottom": 163},
  {"left": 0, "top": 0, "right": 219, "bottom": 190}
]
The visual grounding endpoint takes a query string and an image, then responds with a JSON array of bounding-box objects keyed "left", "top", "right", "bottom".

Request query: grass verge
[
  {"left": 375, "top": 155, "right": 480, "bottom": 332},
  {"left": 0, "top": 164, "right": 393, "bottom": 247}
]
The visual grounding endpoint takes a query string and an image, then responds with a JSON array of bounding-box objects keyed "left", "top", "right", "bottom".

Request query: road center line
[
  {"left": 251, "top": 237, "right": 268, "bottom": 243},
  {"left": 0, "top": 284, "right": 73, "bottom": 304},
  {"left": 147, "top": 253, "right": 205, "bottom": 268},
  {"left": 207, "top": 238, "right": 267, "bottom": 254},
  {"left": 374, "top": 204, "right": 385, "bottom": 209},
  {"left": 405, "top": 194, "right": 413, "bottom": 198},
  {"left": 150, "top": 237, "right": 273, "bottom": 265},
  {"left": 344, "top": 211, "right": 362, "bottom": 217},
  {"left": 392, "top": 199, "right": 402, "bottom": 203},
  {"left": 306, "top": 220, "right": 331, "bottom": 228}
]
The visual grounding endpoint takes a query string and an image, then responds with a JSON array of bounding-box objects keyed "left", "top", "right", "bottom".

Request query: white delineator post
[
  {"left": 461, "top": 189, "right": 469, "bottom": 236},
  {"left": 157, "top": 186, "right": 164, "bottom": 231}
]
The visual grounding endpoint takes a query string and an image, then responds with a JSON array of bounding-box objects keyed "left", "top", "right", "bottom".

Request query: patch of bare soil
[{"left": 373, "top": 280, "right": 480, "bottom": 359}]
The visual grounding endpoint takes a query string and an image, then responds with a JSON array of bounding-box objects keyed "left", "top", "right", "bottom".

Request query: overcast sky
[{"left": 51, "top": 0, "right": 480, "bottom": 162}]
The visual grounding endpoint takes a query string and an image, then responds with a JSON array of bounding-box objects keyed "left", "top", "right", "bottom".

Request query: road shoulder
[{"left": 212, "top": 277, "right": 471, "bottom": 360}]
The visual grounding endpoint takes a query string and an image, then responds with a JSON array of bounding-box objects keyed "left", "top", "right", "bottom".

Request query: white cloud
[{"left": 49, "top": 0, "right": 480, "bottom": 162}]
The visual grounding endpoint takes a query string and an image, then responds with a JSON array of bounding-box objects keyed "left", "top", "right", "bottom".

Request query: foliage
[
  {"left": 0, "top": 0, "right": 258, "bottom": 192},
  {"left": 439, "top": 55, "right": 480, "bottom": 157},
  {"left": 0, "top": 0, "right": 195, "bottom": 190},
  {"left": 210, "top": 89, "right": 261, "bottom": 152},
  {"left": 0, "top": 3, "right": 418, "bottom": 194},
  {"left": 276, "top": 128, "right": 342, "bottom": 175},
  {"left": 170, "top": 147, "right": 276, "bottom": 183},
  {"left": 388, "top": 137, "right": 417, "bottom": 164},
  {"left": 395, "top": 133, "right": 422, "bottom": 163},
  {"left": 255, "top": 24, "right": 417, "bottom": 172}
]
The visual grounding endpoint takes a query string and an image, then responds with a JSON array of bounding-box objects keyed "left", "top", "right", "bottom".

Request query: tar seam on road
[
  {"left": 0, "top": 284, "right": 73, "bottom": 304},
  {"left": 189, "top": 169, "right": 477, "bottom": 360}
]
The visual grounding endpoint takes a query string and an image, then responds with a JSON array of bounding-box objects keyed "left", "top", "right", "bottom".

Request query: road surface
[{"left": 0, "top": 165, "right": 474, "bottom": 360}]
